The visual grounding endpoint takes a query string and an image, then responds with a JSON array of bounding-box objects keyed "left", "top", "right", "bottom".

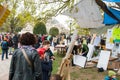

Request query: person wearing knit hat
[{"left": 104, "top": 70, "right": 117, "bottom": 80}]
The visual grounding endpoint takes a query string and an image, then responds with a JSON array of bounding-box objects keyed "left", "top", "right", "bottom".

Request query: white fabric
[
  {"left": 87, "top": 44, "right": 95, "bottom": 61},
  {"left": 63, "top": 0, "right": 104, "bottom": 28}
]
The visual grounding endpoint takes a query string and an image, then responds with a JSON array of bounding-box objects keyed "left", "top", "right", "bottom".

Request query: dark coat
[
  {"left": 41, "top": 60, "right": 52, "bottom": 80},
  {"left": 9, "top": 48, "right": 43, "bottom": 80}
]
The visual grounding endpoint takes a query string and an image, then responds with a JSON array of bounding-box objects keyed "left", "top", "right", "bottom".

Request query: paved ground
[
  {"left": 0, "top": 55, "right": 12, "bottom": 80},
  {"left": 0, "top": 47, "right": 55, "bottom": 80}
]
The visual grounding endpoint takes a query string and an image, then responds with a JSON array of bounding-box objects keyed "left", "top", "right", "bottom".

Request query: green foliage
[
  {"left": 33, "top": 22, "right": 47, "bottom": 35},
  {"left": 49, "top": 27, "right": 59, "bottom": 36},
  {"left": 0, "top": 0, "right": 74, "bottom": 33}
]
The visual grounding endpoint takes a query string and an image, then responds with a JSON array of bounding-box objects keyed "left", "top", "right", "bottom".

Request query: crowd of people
[
  {"left": 0, "top": 32, "right": 91, "bottom": 80},
  {"left": 1, "top": 32, "right": 117, "bottom": 80}
]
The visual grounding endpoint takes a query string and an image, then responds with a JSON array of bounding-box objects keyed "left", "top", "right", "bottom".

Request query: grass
[
  {"left": 52, "top": 53, "right": 120, "bottom": 80},
  {"left": 52, "top": 53, "right": 63, "bottom": 74}
]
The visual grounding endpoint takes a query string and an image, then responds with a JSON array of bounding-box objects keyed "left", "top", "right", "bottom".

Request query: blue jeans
[{"left": 2, "top": 49, "right": 8, "bottom": 60}]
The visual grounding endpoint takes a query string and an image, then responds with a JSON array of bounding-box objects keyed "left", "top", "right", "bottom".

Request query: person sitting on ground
[
  {"left": 104, "top": 70, "right": 117, "bottom": 80},
  {"left": 80, "top": 39, "right": 89, "bottom": 57}
]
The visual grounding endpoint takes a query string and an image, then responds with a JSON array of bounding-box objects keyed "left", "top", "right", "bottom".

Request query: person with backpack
[{"left": 1, "top": 37, "right": 9, "bottom": 60}]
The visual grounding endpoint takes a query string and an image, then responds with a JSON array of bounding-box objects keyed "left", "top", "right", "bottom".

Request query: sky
[
  {"left": 55, "top": 14, "right": 71, "bottom": 29},
  {"left": 54, "top": 0, "right": 81, "bottom": 29}
]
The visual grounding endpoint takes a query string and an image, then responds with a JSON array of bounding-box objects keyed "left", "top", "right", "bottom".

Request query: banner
[{"left": 106, "top": 29, "right": 114, "bottom": 49}]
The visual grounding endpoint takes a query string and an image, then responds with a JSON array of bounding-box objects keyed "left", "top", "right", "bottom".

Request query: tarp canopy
[
  {"left": 103, "top": 7, "right": 120, "bottom": 24},
  {"left": 62, "top": 0, "right": 104, "bottom": 28},
  {"left": 103, "top": 0, "right": 120, "bottom": 2},
  {"left": 89, "top": 25, "right": 114, "bottom": 35}
]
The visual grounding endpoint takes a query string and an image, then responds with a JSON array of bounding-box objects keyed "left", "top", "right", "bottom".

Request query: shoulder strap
[{"left": 21, "top": 49, "right": 32, "bottom": 68}]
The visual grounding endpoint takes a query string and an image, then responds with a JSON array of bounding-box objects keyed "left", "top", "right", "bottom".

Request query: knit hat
[{"left": 108, "top": 70, "right": 116, "bottom": 77}]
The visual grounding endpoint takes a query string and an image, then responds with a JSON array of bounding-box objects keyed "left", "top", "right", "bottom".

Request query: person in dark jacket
[
  {"left": 37, "top": 40, "right": 53, "bottom": 80},
  {"left": 12, "top": 33, "right": 19, "bottom": 49},
  {"left": 8, "top": 36, "right": 13, "bottom": 55},
  {"left": 1, "top": 37, "right": 9, "bottom": 60},
  {"left": 9, "top": 32, "right": 43, "bottom": 80}
]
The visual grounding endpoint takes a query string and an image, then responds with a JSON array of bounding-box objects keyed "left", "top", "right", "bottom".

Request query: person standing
[
  {"left": 37, "top": 40, "right": 53, "bottom": 80},
  {"left": 9, "top": 32, "right": 42, "bottom": 80},
  {"left": 1, "top": 37, "right": 9, "bottom": 60},
  {"left": 12, "top": 33, "right": 19, "bottom": 49},
  {"left": 8, "top": 36, "right": 13, "bottom": 55}
]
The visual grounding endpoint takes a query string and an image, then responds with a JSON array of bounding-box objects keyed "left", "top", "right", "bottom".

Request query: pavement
[
  {"left": 0, "top": 46, "right": 55, "bottom": 80},
  {"left": 0, "top": 55, "right": 12, "bottom": 80}
]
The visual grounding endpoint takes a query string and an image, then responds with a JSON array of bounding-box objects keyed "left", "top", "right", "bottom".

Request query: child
[
  {"left": 50, "top": 74, "right": 62, "bottom": 80},
  {"left": 37, "top": 40, "right": 53, "bottom": 80},
  {"left": 104, "top": 70, "right": 117, "bottom": 80}
]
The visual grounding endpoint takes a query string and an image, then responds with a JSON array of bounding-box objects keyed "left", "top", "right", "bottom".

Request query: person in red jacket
[
  {"left": 37, "top": 40, "right": 52, "bottom": 80},
  {"left": 37, "top": 40, "right": 50, "bottom": 59}
]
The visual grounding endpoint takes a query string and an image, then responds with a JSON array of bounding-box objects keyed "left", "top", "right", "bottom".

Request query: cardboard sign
[
  {"left": 73, "top": 55, "right": 87, "bottom": 68},
  {"left": 97, "top": 50, "right": 110, "bottom": 70}
]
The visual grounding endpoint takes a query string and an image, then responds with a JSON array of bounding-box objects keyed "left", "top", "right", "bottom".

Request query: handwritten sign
[{"left": 112, "top": 28, "right": 120, "bottom": 39}]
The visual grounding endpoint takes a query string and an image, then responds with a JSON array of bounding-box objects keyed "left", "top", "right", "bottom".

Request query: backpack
[
  {"left": 1, "top": 41, "right": 8, "bottom": 49},
  {"left": 8, "top": 39, "right": 13, "bottom": 47}
]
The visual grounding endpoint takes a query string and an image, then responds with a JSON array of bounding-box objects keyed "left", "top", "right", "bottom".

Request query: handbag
[{"left": 21, "top": 49, "right": 32, "bottom": 68}]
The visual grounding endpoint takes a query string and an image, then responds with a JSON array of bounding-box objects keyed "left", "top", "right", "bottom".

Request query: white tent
[{"left": 63, "top": 0, "right": 105, "bottom": 28}]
